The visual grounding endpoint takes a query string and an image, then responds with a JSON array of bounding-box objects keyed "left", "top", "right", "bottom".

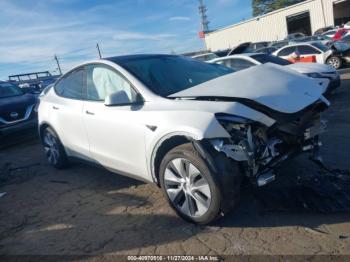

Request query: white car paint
[
  {"left": 38, "top": 58, "right": 328, "bottom": 183},
  {"left": 37, "top": 56, "right": 333, "bottom": 223},
  {"left": 170, "top": 63, "right": 325, "bottom": 114}
]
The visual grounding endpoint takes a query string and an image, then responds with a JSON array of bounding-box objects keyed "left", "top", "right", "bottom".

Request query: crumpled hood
[
  {"left": 170, "top": 63, "right": 327, "bottom": 114},
  {"left": 286, "top": 62, "right": 335, "bottom": 74}
]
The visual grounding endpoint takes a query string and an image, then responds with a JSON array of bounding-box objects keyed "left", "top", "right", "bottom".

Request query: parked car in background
[
  {"left": 345, "top": 21, "right": 350, "bottom": 29},
  {"left": 314, "top": 26, "right": 336, "bottom": 35},
  {"left": 0, "top": 81, "right": 38, "bottom": 136},
  {"left": 192, "top": 52, "right": 218, "bottom": 62},
  {"left": 255, "top": 46, "right": 278, "bottom": 54},
  {"left": 291, "top": 35, "right": 331, "bottom": 46},
  {"left": 38, "top": 54, "right": 330, "bottom": 224},
  {"left": 209, "top": 53, "right": 340, "bottom": 95},
  {"left": 340, "top": 34, "right": 350, "bottom": 44},
  {"left": 284, "top": 33, "right": 306, "bottom": 40},
  {"left": 269, "top": 40, "right": 289, "bottom": 49},
  {"left": 322, "top": 29, "right": 338, "bottom": 39},
  {"left": 247, "top": 41, "right": 270, "bottom": 51},
  {"left": 328, "top": 41, "right": 350, "bottom": 68},
  {"left": 332, "top": 28, "right": 350, "bottom": 41},
  {"left": 272, "top": 42, "right": 342, "bottom": 69}
]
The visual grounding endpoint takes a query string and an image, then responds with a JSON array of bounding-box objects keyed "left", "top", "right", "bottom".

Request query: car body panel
[
  {"left": 41, "top": 87, "right": 91, "bottom": 161},
  {"left": 38, "top": 56, "right": 329, "bottom": 186},
  {"left": 170, "top": 63, "right": 325, "bottom": 114}
]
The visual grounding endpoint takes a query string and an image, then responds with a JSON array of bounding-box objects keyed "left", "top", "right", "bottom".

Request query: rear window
[{"left": 251, "top": 54, "right": 291, "bottom": 65}]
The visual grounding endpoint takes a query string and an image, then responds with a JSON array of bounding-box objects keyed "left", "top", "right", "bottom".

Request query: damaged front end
[{"left": 210, "top": 98, "right": 330, "bottom": 187}]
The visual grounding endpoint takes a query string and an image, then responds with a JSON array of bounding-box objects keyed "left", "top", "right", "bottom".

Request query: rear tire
[
  {"left": 42, "top": 127, "right": 68, "bottom": 169},
  {"left": 327, "top": 56, "right": 342, "bottom": 70},
  {"left": 159, "top": 143, "right": 241, "bottom": 224}
]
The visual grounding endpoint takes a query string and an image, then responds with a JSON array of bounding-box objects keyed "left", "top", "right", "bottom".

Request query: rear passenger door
[{"left": 51, "top": 68, "right": 91, "bottom": 160}]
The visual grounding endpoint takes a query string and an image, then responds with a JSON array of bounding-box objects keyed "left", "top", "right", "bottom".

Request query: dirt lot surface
[{"left": 1, "top": 78, "right": 350, "bottom": 257}]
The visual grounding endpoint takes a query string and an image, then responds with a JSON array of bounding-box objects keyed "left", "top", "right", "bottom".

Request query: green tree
[{"left": 253, "top": 0, "right": 306, "bottom": 17}]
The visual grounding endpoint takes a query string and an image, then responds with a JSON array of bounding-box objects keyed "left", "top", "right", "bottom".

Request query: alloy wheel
[
  {"left": 328, "top": 57, "right": 340, "bottom": 69},
  {"left": 164, "top": 158, "right": 211, "bottom": 217},
  {"left": 43, "top": 131, "right": 60, "bottom": 165}
]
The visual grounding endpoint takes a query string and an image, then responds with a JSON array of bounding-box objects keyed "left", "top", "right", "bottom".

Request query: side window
[
  {"left": 86, "top": 64, "right": 137, "bottom": 102},
  {"left": 277, "top": 46, "right": 297, "bottom": 56},
  {"left": 229, "top": 59, "right": 255, "bottom": 71},
  {"left": 55, "top": 69, "right": 84, "bottom": 100},
  {"left": 297, "top": 45, "right": 321, "bottom": 55}
]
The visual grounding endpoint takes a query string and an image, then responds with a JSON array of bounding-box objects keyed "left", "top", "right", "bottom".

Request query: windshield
[
  {"left": 115, "top": 55, "right": 234, "bottom": 97},
  {"left": 251, "top": 54, "right": 291, "bottom": 65},
  {"left": 0, "top": 82, "right": 23, "bottom": 98},
  {"left": 311, "top": 42, "right": 329, "bottom": 52}
]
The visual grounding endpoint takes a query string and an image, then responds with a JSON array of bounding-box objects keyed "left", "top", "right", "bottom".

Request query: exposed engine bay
[{"left": 210, "top": 99, "right": 329, "bottom": 187}]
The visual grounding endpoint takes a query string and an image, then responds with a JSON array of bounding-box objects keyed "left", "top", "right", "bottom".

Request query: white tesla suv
[{"left": 38, "top": 55, "right": 330, "bottom": 224}]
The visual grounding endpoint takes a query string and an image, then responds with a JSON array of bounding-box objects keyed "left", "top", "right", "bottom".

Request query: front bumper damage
[{"left": 210, "top": 99, "right": 329, "bottom": 187}]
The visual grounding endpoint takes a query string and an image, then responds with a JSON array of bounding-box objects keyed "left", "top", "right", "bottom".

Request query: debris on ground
[{"left": 254, "top": 160, "right": 350, "bottom": 213}]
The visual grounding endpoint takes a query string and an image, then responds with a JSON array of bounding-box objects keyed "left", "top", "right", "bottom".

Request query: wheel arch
[{"left": 151, "top": 132, "right": 199, "bottom": 186}]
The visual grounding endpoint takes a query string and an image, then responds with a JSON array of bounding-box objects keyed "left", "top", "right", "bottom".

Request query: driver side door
[{"left": 82, "top": 64, "right": 149, "bottom": 179}]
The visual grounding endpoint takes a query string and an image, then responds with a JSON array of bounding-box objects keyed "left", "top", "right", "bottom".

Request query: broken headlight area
[{"left": 211, "top": 112, "right": 327, "bottom": 187}]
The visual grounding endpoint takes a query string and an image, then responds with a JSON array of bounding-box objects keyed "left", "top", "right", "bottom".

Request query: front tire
[
  {"left": 159, "top": 143, "right": 240, "bottom": 224},
  {"left": 327, "top": 56, "right": 342, "bottom": 70},
  {"left": 42, "top": 127, "right": 68, "bottom": 169}
]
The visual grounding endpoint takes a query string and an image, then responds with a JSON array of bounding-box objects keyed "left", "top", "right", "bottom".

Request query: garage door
[{"left": 286, "top": 11, "right": 311, "bottom": 36}]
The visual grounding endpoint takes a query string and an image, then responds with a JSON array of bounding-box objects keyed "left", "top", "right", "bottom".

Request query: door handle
[
  {"left": 52, "top": 106, "right": 59, "bottom": 110},
  {"left": 85, "top": 110, "right": 95, "bottom": 115}
]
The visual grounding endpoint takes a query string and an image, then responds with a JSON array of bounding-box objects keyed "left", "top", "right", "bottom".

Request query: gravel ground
[{"left": 0, "top": 78, "right": 350, "bottom": 257}]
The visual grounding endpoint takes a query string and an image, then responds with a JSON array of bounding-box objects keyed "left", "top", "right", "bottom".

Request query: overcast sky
[{"left": 0, "top": 0, "right": 252, "bottom": 79}]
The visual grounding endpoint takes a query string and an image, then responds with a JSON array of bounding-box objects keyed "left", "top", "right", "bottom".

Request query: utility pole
[
  {"left": 198, "top": 0, "right": 209, "bottom": 33},
  {"left": 96, "top": 43, "right": 102, "bottom": 59},
  {"left": 198, "top": 0, "right": 210, "bottom": 50},
  {"left": 54, "top": 55, "right": 62, "bottom": 75}
]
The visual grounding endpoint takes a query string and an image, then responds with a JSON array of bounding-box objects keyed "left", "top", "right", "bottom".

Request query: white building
[{"left": 204, "top": 0, "right": 350, "bottom": 51}]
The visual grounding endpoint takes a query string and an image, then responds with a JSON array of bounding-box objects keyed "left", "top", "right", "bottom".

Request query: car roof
[{"left": 279, "top": 41, "right": 320, "bottom": 48}]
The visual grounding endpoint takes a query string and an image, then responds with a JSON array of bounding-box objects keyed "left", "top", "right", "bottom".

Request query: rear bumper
[{"left": 0, "top": 117, "right": 37, "bottom": 136}]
